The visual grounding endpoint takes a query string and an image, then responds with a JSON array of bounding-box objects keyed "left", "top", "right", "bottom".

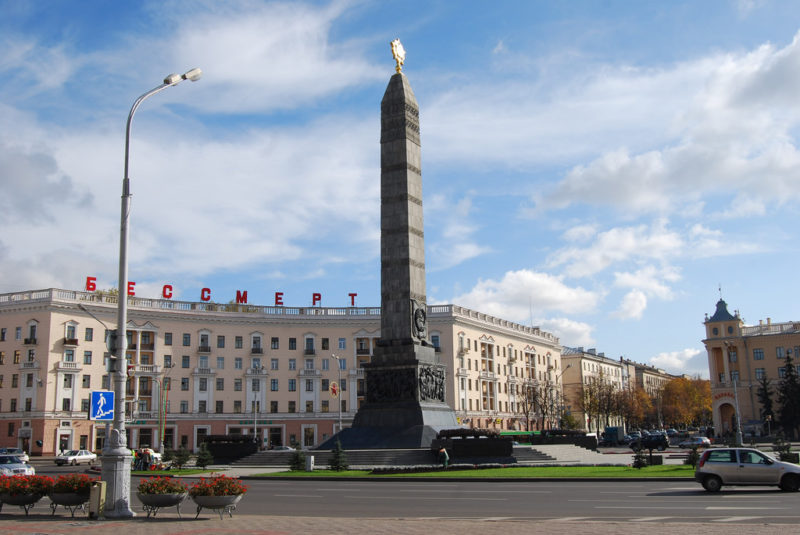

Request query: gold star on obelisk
[{"left": 391, "top": 38, "right": 405, "bottom": 73}]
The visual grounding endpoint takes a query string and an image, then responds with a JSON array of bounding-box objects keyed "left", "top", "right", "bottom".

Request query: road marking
[
  {"left": 550, "top": 517, "right": 592, "bottom": 522},
  {"left": 706, "top": 506, "right": 785, "bottom": 510},
  {"left": 274, "top": 494, "right": 323, "bottom": 498},
  {"left": 345, "top": 495, "right": 505, "bottom": 501},
  {"left": 712, "top": 516, "right": 764, "bottom": 522},
  {"left": 629, "top": 516, "right": 673, "bottom": 522}
]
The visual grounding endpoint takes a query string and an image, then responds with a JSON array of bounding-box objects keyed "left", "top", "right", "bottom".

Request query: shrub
[
  {"left": 172, "top": 446, "right": 191, "bottom": 470},
  {"left": 684, "top": 447, "right": 701, "bottom": 468},
  {"left": 196, "top": 443, "right": 214, "bottom": 469},
  {"left": 632, "top": 450, "right": 648, "bottom": 469},
  {"left": 52, "top": 474, "right": 97, "bottom": 494},
  {"left": 0, "top": 475, "right": 54, "bottom": 496},
  {"left": 137, "top": 477, "right": 188, "bottom": 495},
  {"left": 289, "top": 448, "right": 306, "bottom": 471},
  {"left": 328, "top": 440, "right": 349, "bottom": 471},
  {"left": 188, "top": 475, "right": 247, "bottom": 497}
]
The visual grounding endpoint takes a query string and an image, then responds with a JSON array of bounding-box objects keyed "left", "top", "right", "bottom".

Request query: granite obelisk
[{"left": 327, "top": 40, "right": 458, "bottom": 449}]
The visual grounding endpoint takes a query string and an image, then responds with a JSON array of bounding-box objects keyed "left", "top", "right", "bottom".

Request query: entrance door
[
  {"left": 269, "top": 428, "right": 283, "bottom": 448},
  {"left": 58, "top": 434, "right": 70, "bottom": 453}
]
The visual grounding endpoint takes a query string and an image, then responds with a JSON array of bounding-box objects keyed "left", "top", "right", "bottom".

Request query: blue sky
[{"left": 3, "top": 0, "right": 800, "bottom": 378}]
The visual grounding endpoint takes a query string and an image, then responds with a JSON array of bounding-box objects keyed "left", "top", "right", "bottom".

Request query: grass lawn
[
  {"left": 131, "top": 468, "right": 220, "bottom": 476},
  {"left": 254, "top": 465, "right": 694, "bottom": 478}
]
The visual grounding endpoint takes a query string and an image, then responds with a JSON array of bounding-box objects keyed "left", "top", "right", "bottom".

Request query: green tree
[
  {"left": 756, "top": 374, "right": 774, "bottom": 433},
  {"left": 289, "top": 447, "right": 306, "bottom": 471},
  {"left": 777, "top": 353, "right": 800, "bottom": 440},
  {"left": 172, "top": 445, "right": 191, "bottom": 470},
  {"left": 327, "top": 440, "right": 349, "bottom": 471},
  {"left": 196, "top": 442, "right": 214, "bottom": 469}
]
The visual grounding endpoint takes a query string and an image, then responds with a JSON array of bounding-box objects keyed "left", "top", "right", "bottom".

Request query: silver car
[
  {"left": 695, "top": 447, "right": 800, "bottom": 492},
  {"left": 0, "top": 454, "right": 36, "bottom": 475}
]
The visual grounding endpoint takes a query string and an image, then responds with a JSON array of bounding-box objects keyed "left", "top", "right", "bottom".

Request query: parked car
[
  {"left": 0, "top": 448, "right": 29, "bottom": 463},
  {"left": 630, "top": 433, "right": 669, "bottom": 452},
  {"left": 0, "top": 454, "right": 35, "bottom": 475},
  {"left": 678, "top": 436, "right": 712, "bottom": 449},
  {"left": 666, "top": 428, "right": 679, "bottom": 437},
  {"left": 55, "top": 449, "right": 97, "bottom": 466},
  {"left": 695, "top": 447, "right": 800, "bottom": 492}
]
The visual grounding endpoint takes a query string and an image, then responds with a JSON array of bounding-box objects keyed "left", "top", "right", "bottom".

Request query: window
[
  {"left": 339, "top": 357, "right": 347, "bottom": 370},
  {"left": 0, "top": 328, "right": 5, "bottom": 341},
  {"left": 753, "top": 349, "right": 764, "bottom": 360},
  {"left": 62, "top": 398, "right": 71, "bottom": 411},
  {"left": 322, "top": 338, "right": 329, "bottom": 350},
  {"left": 270, "top": 400, "right": 278, "bottom": 413},
  {"left": 82, "top": 375, "right": 90, "bottom": 388},
  {"left": 288, "top": 379, "right": 296, "bottom": 392},
  {"left": 431, "top": 334, "right": 440, "bottom": 349},
  {"left": 164, "top": 354, "right": 172, "bottom": 368},
  {"left": 199, "top": 356, "right": 209, "bottom": 369},
  {"left": 252, "top": 379, "right": 260, "bottom": 392},
  {"left": 730, "top": 370, "right": 739, "bottom": 381},
  {"left": 305, "top": 379, "right": 314, "bottom": 392},
  {"left": 216, "top": 378, "right": 224, "bottom": 391},
  {"left": 83, "top": 351, "right": 92, "bottom": 364},
  {"left": 252, "top": 335, "right": 262, "bottom": 349},
  {"left": 216, "top": 400, "right": 224, "bottom": 413},
  {"left": 64, "top": 374, "right": 73, "bottom": 388},
  {"left": 181, "top": 333, "right": 190, "bottom": 346},
  {"left": 289, "top": 338, "right": 297, "bottom": 350},
  {"left": 164, "top": 378, "right": 171, "bottom": 391},
  {"left": 777, "top": 347, "right": 786, "bottom": 359},
  {"left": 271, "top": 337, "right": 279, "bottom": 349},
  {"left": 306, "top": 400, "right": 314, "bottom": 412},
  {"left": 235, "top": 358, "right": 243, "bottom": 370},
  {"left": 305, "top": 359, "right": 314, "bottom": 370},
  {"left": 322, "top": 359, "right": 329, "bottom": 371},
  {"left": 338, "top": 338, "right": 346, "bottom": 350},
  {"left": 199, "top": 333, "right": 209, "bottom": 349},
  {"left": 707, "top": 449, "right": 737, "bottom": 463},
  {"left": 779, "top": 367, "right": 787, "bottom": 378},
  {"left": 235, "top": 336, "right": 243, "bottom": 349},
  {"left": 305, "top": 337, "right": 315, "bottom": 352},
  {"left": 13, "top": 351, "right": 20, "bottom": 364},
  {"left": 0, "top": 352, "right": 3, "bottom": 365},
  {"left": 270, "top": 358, "right": 279, "bottom": 370},
  {"left": 15, "top": 327, "right": 22, "bottom": 340},
  {"left": 180, "top": 401, "right": 188, "bottom": 413},
  {"left": 181, "top": 355, "right": 190, "bottom": 368},
  {"left": 85, "top": 327, "right": 93, "bottom": 341},
  {"left": 755, "top": 368, "right": 766, "bottom": 379},
  {"left": 164, "top": 332, "right": 172, "bottom": 346},
  {"left": 271, "top": 378, "right": 279, "bottom": 391},
  {"left": 322, "top": 379, "right": 329, "bottom": 391},
  {"left": 81, "top": 398, "right": 90, "bottom": 412},
  {"left": 181, "top": 378, "right": 189, "bottom": 391},
  {"left": 10, "top": 399, "right": 17, "bottom": 412},
  {"left": 217, "top": 335, "right": 225, "bottom": 348},
  {"left": 199, "top": 378, "right": 207, "bottom": 392},
  {"left": 198, "top": 400, "right": 207, "bottom": 413},
  {"left": 234, "top": 400, "right": 242, "bottom": 413},
  {"left": 217, "top": 356, "right": 224, "bottom": 369},
  {"left": 102, "top": 375, "right": 110, "bottom": 389},
  {"left": 288, "top": 401, "right": 296, "bottom": 413},
  {"left": 341, "top": 379, "right": 346, "bottom": 391},
  {"left": 64, "top": 349, "right": 75, "bottom": 362},
  {"left": 322, "top": 400, "right": 329, "bottom": 412},
  {"left": 289, "top": 358, "right": 297, "bottom": 370},
  {"left": 234, "top": 379, "right": 242, "bottom": 392},
  {"left": 26, "top": 374, "right": 33, "bottom": 388}
]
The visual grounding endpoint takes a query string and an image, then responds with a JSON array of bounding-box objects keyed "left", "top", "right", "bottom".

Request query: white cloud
[
  {"left": 538, "top": 316, "right": 594, "bottom": 348},
  {"left": 614, "top": 289, "right": 647, "bottom": 320},
  {"left": 452, "top": 269, "right": 600, "bottom": 319},
  {"left": 650, "top": 348, "right": 706, "bottom": 377},
  {"left": 613, "top": 265, "right": 680, "bottom": 300},
  {"left": 428, "top": 195, "right": 491, "bottom": 271}
]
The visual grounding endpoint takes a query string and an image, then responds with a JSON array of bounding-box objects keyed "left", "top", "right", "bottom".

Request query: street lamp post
[
  {"left": 331, "top": 354, "right": 343, "bottom": 432},
  {"left": 102, "top": 69, "right": 202, "bottom": 519},
  {"left": 152, "top": 363, "right": 175, "bottom": 455}
]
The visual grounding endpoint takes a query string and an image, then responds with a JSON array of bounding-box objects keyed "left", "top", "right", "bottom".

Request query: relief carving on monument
[
  {"left": 366, "top": 368, "right": 416, "bottom": 403},
  {"left": 418, "top": 365, "right": 446, "bottom": 402},
  {"left": 411, "top": 299, "right": 427, "bottom": 340}
]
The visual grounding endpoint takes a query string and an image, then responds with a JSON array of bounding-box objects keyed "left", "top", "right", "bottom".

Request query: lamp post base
[{"left": 100, "top": 449, "right": 135, "bottom": 518}]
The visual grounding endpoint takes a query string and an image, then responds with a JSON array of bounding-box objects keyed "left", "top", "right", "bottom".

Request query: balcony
[
  {"left": 20, "top": 361, "right": 40, "bottom": 370},
  {"left": 192, "top": 367, "right": 215, "bottom": 376},
  {"left": 245, "top": 367, "right": 268, "bottom": 377},
  {"left": 132, "top": 364, "right": 162, "bottom": 375},
  {"left": 23, "top": 338, "right": 37, "bottom": 345},
  {"left": 140, "top": 343, "right": 155, "bottom": 351},
  {"left": 304, "top": 348, "right": 315, "bottom": 356},
  {"left": 63, "top": 337, "right": 79, "bottom": 346},
  {"left": 251, "top": 347, "right": 264, "bottom": 355},
  {"left": 55, "top": 361, "right": 81, "bottom": 371},
  {"left": 456, "top": 367, "right": 468, "bottom": 377},
  {"left": 478, "top": 371, "right": 496, "bottom": 381},
  {"left": 132, "top": 411, "right": 157, "bottom": 420},
  {"left": 198, "top": 345, "right": 212, "bottom": 353},
  {"left": 356, "top": 348, "right": 371, "bottom": 355},
  {"left": 138, "top": 389, "right": 153, "bottom": 396},
  {"left": 298, "top": 369, "right": 321, "bottom": 377}
]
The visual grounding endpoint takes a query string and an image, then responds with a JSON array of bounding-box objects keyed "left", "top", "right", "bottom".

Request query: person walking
[{"left": 438, "top": 447, "right": 449, "bottom": 468}]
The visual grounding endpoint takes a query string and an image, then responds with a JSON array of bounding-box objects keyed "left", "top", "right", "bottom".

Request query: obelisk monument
[{"left": 328, "top": 39, "right": 459, "bottom": 449}]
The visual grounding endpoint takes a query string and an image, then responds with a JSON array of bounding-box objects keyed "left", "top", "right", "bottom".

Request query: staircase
[
  {"left": 233, "top": 448, "right": 438, "bottom": 468},
  {"left": 526, "top": 444, "right": 623, "bottom": 465}
]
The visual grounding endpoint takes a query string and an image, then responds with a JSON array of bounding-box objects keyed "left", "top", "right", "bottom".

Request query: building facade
[
  {"left": 0, "top": 288, "right": 561, "bottom": 455},
  {"left": 561, "top": 347, "right": 624, "bottom": 432},
  {"left": 703, "top": 298, "right": 800, "bottom": 437}
]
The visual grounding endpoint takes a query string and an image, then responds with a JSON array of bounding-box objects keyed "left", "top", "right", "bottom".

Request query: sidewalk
[{"left": 0, "top": 514, "right": 788, "bottom": 535}]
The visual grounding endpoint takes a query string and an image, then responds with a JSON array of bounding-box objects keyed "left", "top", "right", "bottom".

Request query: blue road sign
[{"left": 89, "top": 391, "right": 114, "bottom": 421}]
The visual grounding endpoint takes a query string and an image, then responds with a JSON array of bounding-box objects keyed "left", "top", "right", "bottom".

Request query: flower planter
[
  {"left": 49, "top": 492, "right": 89, "bottom": 517},
  {"left": 0, "top": 493, "right": 43, "bottom": 515},
  {"left": 191, "top": 494, "right": 243, "bottom": 519},
  {"left": 137, "top": 492, "right": 187, "bottom": 518}
]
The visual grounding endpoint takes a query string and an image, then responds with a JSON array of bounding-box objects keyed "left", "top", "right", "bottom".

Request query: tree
[
  {"left": 516, "top": 380, "right": 541, "bottom": 431},
  {"left": 289, "top": 447, "right": 306, "bottom": 471},
  {"left": 661, "top": 376, "right": 712, "bottom": 428},
  {"left": 171, "top": 445, "right": 191, "bottom": 470},
  {"left": 328, "top": 439, "right": 349, "bottom": 471},
  {"left": 756, "top": 373, "right": 774, "bottom": 434},
  {"left": 196, "top": 442, "right": 214, "bottom": 469},
  {"left": 777, "top": 353, "right": 800, "bottom": 440}
]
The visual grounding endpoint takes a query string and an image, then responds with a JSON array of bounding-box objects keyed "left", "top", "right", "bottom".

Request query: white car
[
  {"left": 55, "top": 449, "right": 97, "bottom": 466},
  {"left": 0, "top": 448, "right": 29, "bottom": 463},
  {"left": 0, "top": 454, "right": 35, "bottom": 475}
]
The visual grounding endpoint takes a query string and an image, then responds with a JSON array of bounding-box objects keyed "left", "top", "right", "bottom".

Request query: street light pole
[
  {"left": 102, "top": 69, "right": 202, "bottom": 519},
  {"left": 331, "top": 354, "right": 343, "bottom": 432}
]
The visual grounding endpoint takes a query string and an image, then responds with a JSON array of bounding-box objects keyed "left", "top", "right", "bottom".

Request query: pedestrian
[{"left": 438, "top": 447, "right": 449, "bottom": 469}]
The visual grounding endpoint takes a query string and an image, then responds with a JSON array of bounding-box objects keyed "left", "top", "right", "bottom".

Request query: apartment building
[
  {"left": 703, "top": 298, "right": 800, "bottom": 437},
  {"left": 561, "top": 347, "right": 625, "bottom": 432},
  {"left": 0, "top": 288, "right": 561, "bottom": 455}
]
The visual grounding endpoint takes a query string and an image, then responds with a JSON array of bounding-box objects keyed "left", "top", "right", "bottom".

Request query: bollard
[
  {"left": 305, "top": 455, "right": 315, "bottom": 471},
  {"left": 88, "top": 480, "right": 106, "bottom": 519}
]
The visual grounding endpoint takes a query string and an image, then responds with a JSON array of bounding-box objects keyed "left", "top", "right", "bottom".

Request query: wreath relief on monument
[{"left": 418, "top": 365, "right": 445, "bottom": 402}]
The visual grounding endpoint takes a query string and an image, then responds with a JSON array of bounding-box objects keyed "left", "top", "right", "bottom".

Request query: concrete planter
[
  {"left": 137, "top": 492, "right": 187, "bottom": 518},
  {"left": 0, "top": 492, "right": 43, "bottom": 515},
  {"left": 191, "top": 494, "right": 243, "bottom": 519}
]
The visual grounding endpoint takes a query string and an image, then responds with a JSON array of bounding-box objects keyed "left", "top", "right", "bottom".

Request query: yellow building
[
  {"left": 703, "top": 298, "right": 800, "bottom": 437},
  {"left": 0, "top": 288, "right": 561, "bottom": 455}
]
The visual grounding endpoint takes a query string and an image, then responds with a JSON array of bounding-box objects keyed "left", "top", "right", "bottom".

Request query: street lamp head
[
  {"left": 163, "top": 73, "right": 182, "bottom": 85},
  {"left": 182, "top": 68, "right": 203, "bottom": 82}
]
